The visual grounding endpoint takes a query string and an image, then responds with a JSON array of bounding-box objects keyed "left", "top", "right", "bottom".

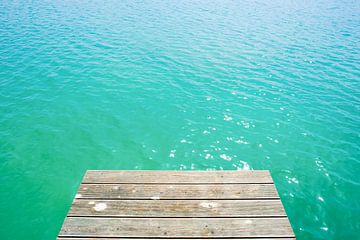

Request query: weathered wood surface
[
  {"left": 60, "top": 217, "right": 294, "bottom": 238},
  {"left": 83, "top": 170, "right": 273, "bottom": 183},
  {"left": 69, "top": 199, "right": 286, "bottom": 217},
  {"left": 58, "top": 170, "right": 295, "bottom": 239},
  {"left": 58, "top": 238, "right": 296, "bottom": 240},
  {"left": 77, "top": 183, "right": 279, "bottom": 199}
]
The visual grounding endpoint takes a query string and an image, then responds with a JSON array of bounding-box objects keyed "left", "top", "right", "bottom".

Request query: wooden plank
[
  {"left": 83, "top": 170, "right": 273, "bottom": 184},
  {"left": 58, "top": 170, "right": 295, "bottom": 239},
  {"left": 68, "top": 199, "right": 286, "bottom": 217},
  {"left": 58, "top": 238, "right": 296, "bottom": 240},
  {"left": 76, "top": 183, "right": 279, "bottom": 199},
  {"left": 59, "top": 217, "right": 294, "bottom": 238}
]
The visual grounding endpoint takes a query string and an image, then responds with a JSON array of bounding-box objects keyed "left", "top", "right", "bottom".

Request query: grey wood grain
[
  {"left": 76, "top": 183, "right": 279, "bottom": 199},
  {"left": 68, "top": 199, "right": 286, "bottom": 217},
  {"left": 83, "top": 170, "right": 273, "bottom": 184},
  {"left": 58, "top": 170, "right": 295, "bottom": 239},
  {"left": 59, "top": 217, "right": 295, "bottom": 238}
]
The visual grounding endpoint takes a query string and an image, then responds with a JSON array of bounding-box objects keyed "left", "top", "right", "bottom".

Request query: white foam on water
[
  {"left": 224, "top": 115, "right": 232, "bottom": 121},
  {"left": 220, "top": 154, "right": 232, "bottom": 161},
  {"left": 169, "top": 149, "right": 176, "bottom": 158}
]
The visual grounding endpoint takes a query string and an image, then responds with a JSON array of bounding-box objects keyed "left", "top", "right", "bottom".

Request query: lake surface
[{"left": 0, "top": 0, "right": 359, "bottom": 239}]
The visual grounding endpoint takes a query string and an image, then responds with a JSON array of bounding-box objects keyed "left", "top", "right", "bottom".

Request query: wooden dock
[{"left": 58, "top": 170, "right": 295, "bottom": 239}]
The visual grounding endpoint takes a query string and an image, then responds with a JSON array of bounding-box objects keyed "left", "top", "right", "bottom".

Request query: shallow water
[{"left": 0, "top": 0, "right": 360, "bottom": 239}]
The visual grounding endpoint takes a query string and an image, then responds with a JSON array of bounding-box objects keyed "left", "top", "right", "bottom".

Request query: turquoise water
[{"left": 0, "top": 0, "right": 359, "bottom": 239}]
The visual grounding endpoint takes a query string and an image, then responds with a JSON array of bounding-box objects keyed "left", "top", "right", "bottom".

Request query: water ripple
[{"left": 0, "top": 0, "right": 360, "bottom": 239}]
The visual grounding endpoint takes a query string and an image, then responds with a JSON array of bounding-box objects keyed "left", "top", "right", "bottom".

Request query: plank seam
[
  {"left": 73, "top": 198, "right": 281, "bottom": 200},
  {"left": 65, "top": 215, "right": 289, "bottom": 218},
  {"left": 58, "top": 237, "right": 296, "bottom": 239},
  {"left": 81, "top": 183, "right": 275, "bottom": 185},
  {"left": 59, "top": 235, "right": 296, "bottom": 240},
  {"left": 58, "top": 236, "right": 296, "bottom": 239}
]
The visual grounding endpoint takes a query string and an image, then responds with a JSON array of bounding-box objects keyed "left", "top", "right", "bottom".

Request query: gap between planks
[
  {"left": 57, "top": 237, "right": 295, "bottom": 240},
  {"left": 58, "top": 238, "right": 296, "bottom": 240}
]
